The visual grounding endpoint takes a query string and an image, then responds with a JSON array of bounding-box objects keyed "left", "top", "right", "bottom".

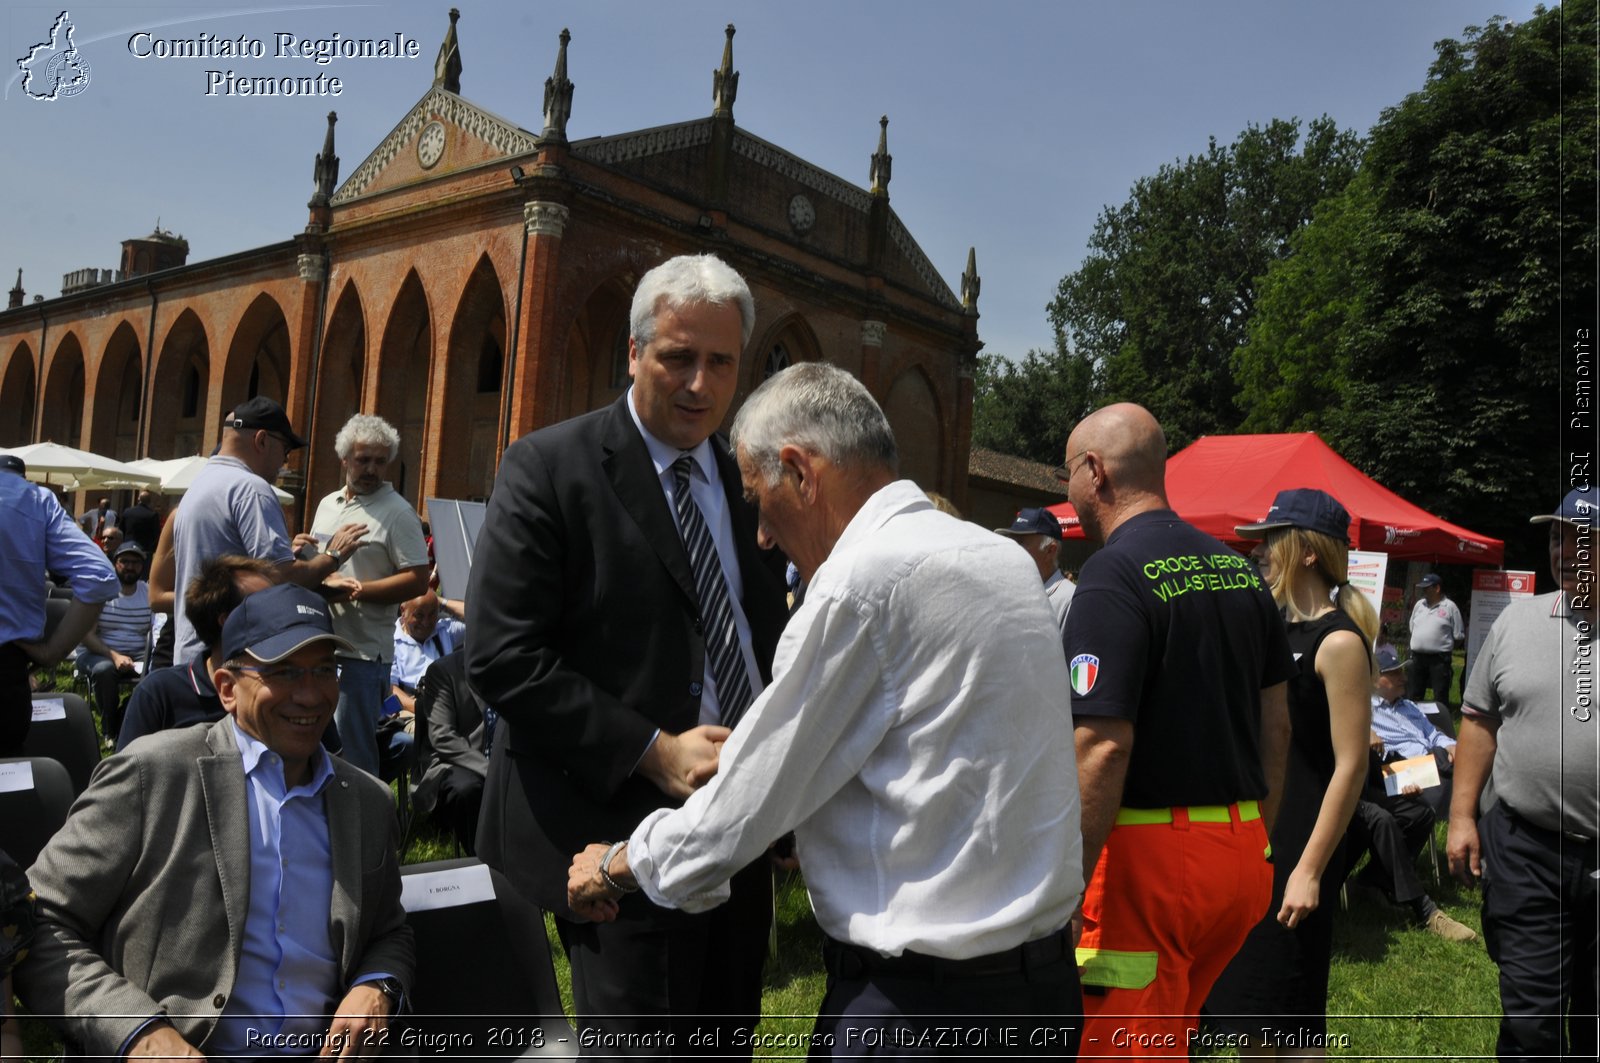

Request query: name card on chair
[
  {"left": 401, "top": 862, "right": 495, "bottom": 912},
  {"left": 0, "top": 761, "right": 35, "bottom": 793},
  {"left": 31, "top": 698, "right": 66, "bottom": 721}
]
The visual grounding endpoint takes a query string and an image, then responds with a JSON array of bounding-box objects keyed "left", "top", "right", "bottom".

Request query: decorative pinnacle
[
  {"left": 434, "top": 8, "right": 462, "bottom": 93},
  {"left": 712, "top": 23, "right": 738, "bottom": 118},
  {"left": 540, "top": 28, "right": 575, "bottom": 144},
  {"left": 309, "top": 111, "right": 339, "bottom": 210},
  {"left": 869, "top": 115, "right": 892, "bottom": 196},
  {"left": 961, "top": 247, "right": 981, "bottom": 314}
]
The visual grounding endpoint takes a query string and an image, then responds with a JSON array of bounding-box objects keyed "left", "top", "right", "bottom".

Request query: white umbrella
[
  {"left": 133, "top": 454, "right": 294, "bottom": 504},
  {"left": 0, "top": 442, "right": 162, "bottom": 490}
]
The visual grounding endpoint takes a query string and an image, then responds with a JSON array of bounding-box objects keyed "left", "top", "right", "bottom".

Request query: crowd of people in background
[{"left": 0, "top": 251, "right": 1591, "bottom": 1062}]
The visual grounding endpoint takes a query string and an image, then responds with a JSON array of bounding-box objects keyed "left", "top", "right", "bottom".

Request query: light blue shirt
[
  {"left": 390, "top": 616, "right": 466, "bottom": 692},
  {"left": 209, "top": 721, "right": 340, "bottom": 1057},
  {"left": 0, "top": 470, "right": 117, "bottom": 644},
  {"left": 626, "top": 387, "right": 763, "bottom": 726},
  {"left": 1370, "top": 694, "right": 1456, "bottom": 760}
]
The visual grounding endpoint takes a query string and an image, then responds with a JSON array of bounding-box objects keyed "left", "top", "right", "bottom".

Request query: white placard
[
  {"left": 1347, "top": 550, "right": 1389, "bottom": 636},
  {"left": 0, "top": 761, "right": 36, "bottom": 793},
  {"left": 1467, "top": 570, "right": 1538, "bottom": 680},
  {"left": 31, "top": 697, "right": 67, "bottom": 721},
  {"left": 401, "top": 862, "right": 496, "bottom": 912}
]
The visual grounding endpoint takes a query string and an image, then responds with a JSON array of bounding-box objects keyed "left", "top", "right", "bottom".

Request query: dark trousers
[
  {"left": 811, "top": 930, "right": 1082, "bottom": 1060},
  {"left": 0, "top": 643, "right": 30, "bottom": 755},
  {"left": 554, "top": 859, "right": 772, "bottom": 1059},
  {"left": 1407, "top": 650, "right": 1455, "bottom": 706},
  {"left": 1350, "top": 795, "right": 1436, "bottom": 905},
  {"left": 78, "top": 653, "right": 130, "bottom": 739},
  {"left": 1480, "top": 802, "right": 1599, "bottom": 1062},
  {"left": 432, "top": 765, "right": 484, "bottom": 856}
]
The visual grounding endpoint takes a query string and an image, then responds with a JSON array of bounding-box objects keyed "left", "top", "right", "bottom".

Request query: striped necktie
[{"left": 671, "top": 454, "right": 754, "bottom": 728}]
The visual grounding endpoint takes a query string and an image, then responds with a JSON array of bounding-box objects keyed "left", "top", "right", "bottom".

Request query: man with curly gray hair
[{"left": 311, "top": 413, "right": 430, "bottom": 776}]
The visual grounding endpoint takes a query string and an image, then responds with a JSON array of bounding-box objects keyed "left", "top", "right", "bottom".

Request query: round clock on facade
[
  {"left": 417, "top": 121, "right": 446, "bottom": 169},
  {"left": 787, "top": 193, "right": 815, "bottom": 234}
]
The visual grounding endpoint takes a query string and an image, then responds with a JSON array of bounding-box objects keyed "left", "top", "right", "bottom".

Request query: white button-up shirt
[{"left": 629, "top": 479, "right": 1083, "bottom": 959}]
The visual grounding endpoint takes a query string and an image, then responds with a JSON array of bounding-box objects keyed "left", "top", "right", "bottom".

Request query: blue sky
[{"left": 2, "top": 1, "right": 1538, "bottom": 363}]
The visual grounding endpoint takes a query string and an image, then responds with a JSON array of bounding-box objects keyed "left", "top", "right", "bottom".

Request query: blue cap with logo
[
  {"left": 994, "top": 507, "right": 1064, "bottom": 542},
  {"left": 1374, "top": 645, "right": 1405, "bottom": 673},
  {"left": 221, "top": 583, "right": 353, "bottom": 664},
  {"left": 1235, "top": 488, "right": 1351, "bottom": 543},
  {"left": 1530, "top": 486, "right": 1599, "bottom": 530},
  {"left": 1417, "top": 573, "right": 1442, "bottom": 589}
]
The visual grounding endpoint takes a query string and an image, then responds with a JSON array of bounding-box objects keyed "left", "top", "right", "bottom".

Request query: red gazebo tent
[{"left": 1048, "top": 432, "right": 1503, "bottom": 566}]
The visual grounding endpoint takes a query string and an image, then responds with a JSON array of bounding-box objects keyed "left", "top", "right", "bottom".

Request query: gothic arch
[
  {"left": 148, "top": 309, "right": 212, "bottom": 458},
  {"left": 437, "top": 255, "right": 507, "bottom": 503},
  {"left": 0, "top": 343, "right": 36, "bottom": 446},
  {"left": 221, "top": 293, "right": 291, "bottom": 418},
  {"left": 375, "top": 270, "right": 432, "bottom": 504},
  {"left": 40, "top": 332, "right": 87, "bottom": 447},
  {"left": 882, "top": 364, "right": 946, "bottom": 490},
  {"left": 89, "top": 321, "right": 143, "bottom": 461},
  {"left": 747, "top": 312, "right": 823, "bottom": 391},
  {"left": 307, "top": 280, "right": 368, "bottom": 506},
  {"left": 561, "top": 272, "right": 635, "bottom": 421}
]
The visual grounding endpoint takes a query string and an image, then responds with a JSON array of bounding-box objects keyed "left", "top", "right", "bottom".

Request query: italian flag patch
[{"left": 1070, "top": 653, "right": 1100, "bottom": 697}]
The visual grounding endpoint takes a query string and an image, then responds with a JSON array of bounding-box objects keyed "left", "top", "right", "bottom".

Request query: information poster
[
  {"left": 1347, "top": 550, "right": 1389, "bottom": 636},
  {"left": 1466, "top": 570, "right": 1537, "bottom": 679}
]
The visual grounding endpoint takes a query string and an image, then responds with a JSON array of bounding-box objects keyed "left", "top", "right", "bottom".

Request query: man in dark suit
[
  {"left": 467, "top": 253, "right": 789, "bottom": 1055},
  {"left": 412, "top": 648, "right": 491, "bottom": 855}
]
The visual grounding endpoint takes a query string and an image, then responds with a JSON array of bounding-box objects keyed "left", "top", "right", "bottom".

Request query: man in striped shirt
[{"left": 75, "top": 542, "right": 153, "bottom": 738}]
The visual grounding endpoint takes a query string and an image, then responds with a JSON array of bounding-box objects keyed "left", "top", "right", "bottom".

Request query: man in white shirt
[
  {"left": 568, "top": 362, "right": 1084, "bottom": 1058},
  {"left": 993, "top": 506, "right": 1074, "bottom": 648},
  {"left": 74, "top": 542, "right": 153, "bottom": 738},
  {"left": 1408, "top": 573, "right": 1464, "bottom": 705}
]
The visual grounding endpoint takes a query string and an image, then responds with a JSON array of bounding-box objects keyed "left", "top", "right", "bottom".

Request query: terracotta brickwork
[{"left": 0, "top": 15, "right": 981, "bottom": 526}]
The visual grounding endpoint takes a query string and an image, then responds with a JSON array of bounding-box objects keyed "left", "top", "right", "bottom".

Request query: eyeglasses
[
  {"left": 1054, "top": 450, "right": 1091, "bottom": 484},
  {"left": 232, "top": 663, "right": 340, "bottom": 686},
  {"left": 267, "top": 432, "right": 296, "bottom": 452}
]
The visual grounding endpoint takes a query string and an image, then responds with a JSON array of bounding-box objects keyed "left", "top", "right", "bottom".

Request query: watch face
[
  {"left": 788, "top": 194, "right": 815, "bottom": 234},
  {"left": 417, "top": 121, "right": 446, "bottom": 169}
]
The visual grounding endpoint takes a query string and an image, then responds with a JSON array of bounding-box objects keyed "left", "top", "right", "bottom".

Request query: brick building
[{"left": 0, "top": 12, "right": 982, "bottom": 525}]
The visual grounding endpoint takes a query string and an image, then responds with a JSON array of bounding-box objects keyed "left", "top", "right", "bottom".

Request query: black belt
[
  {"left": 822, "top": 928, "right": 1071, "bottom": 982},
  {"left": 1501, "top": 802, "right": 1595, "bottom": 846}
]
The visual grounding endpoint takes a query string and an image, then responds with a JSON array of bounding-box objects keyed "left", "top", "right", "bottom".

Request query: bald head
[{"left": 1062, "top": 402, "right": 1169, "bottom": 542}]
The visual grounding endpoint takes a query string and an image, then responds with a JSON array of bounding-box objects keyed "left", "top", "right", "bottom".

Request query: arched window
[
  {"left": 764, "top": 342, "right": 792, "bottom": 380},
  {"left": 609, "top": 324, "right": 631, "bottom": 390}
]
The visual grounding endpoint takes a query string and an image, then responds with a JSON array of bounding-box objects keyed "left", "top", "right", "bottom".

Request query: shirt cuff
[
  {"left": 119, "top": 1015, "right": 167, "bottom": 1059},
  {"left": 351, "top": 972, "right": 405, "bottom": 1015}
]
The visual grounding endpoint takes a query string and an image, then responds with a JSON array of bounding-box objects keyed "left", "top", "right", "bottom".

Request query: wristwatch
[
  {"left": 326, "top": 546, "right": 343, "bottom": 566},
  {"left": 368, "top": 976, "right": 405, "bottom": 1013}
]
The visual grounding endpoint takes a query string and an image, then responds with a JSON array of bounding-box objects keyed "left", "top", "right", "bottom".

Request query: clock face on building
[
  {"left": 417, "top": 121, "right": 446, "bottom": 169},
  {"left": 788, "top": 194, "right": 815, "bottom": 234}
]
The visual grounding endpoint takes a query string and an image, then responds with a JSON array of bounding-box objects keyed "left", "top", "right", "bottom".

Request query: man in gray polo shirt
[
  {"left": 165, "top": 397, "right": 368, "bottom": 664},
  {"left": 1447, "top": 486, "right": 1598, "bottom": 1062},
  {"left": 1408, "top": 573, "right": 1464, "bottom": 705}
]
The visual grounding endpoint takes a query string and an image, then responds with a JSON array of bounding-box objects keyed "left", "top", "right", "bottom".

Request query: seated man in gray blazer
[{"left": 18, "top": 583, "right": 413, "bottom": 1060}]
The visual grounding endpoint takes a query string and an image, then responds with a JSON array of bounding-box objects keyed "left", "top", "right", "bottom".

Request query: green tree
[
  {"left": 970, "top": 343, "right": 1094, "bottom": 466},
  {"left": 1322, "top": 2, "right": 1593, "bottom": 568},
  {"left": 1048, "top": 116, "right": 1363, "bottom": 448}
]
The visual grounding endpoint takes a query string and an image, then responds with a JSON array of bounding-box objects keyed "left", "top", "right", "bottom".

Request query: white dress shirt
[
  {"left": 626, "top": 388, "right": 763, "bottom": 725},
  {"left": 628, "top": 479, "right": 1083, "bottom": 959}
]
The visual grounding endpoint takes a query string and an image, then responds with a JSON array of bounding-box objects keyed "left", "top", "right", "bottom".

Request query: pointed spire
[
  {"left": 712, "top": 23, "right": 738, "bottom": 119},
  {"left": 540, "top": 28, "right": 575, "bottom": 144},
  {"left": 869, "top": 115, "right": 892, "bottom": 196},
  {"left": 434, "top": 8, "right": 462, "bottom": 93},
  {"left": 308, "top": 111, "right": 339, "bottom": 209},
  {"left": 961, "top": 247, "right": 981, "bottom": 315},
  {"left": 8, "top": 269, "right": 23, "bottom": 311}
]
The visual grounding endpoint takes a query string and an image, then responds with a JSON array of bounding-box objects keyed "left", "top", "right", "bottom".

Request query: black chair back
[
  {"left": 25, "top": 692, "right": 100, "bottom": 796},
  {"left": 0, "top": 756, "right": 75, "bottom": 868}
]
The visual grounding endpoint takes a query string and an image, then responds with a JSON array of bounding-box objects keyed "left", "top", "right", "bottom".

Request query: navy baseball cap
[
  {"left": 1417, "top": 573, "right": 1442, "bottom": 589},
  {"left": 113, "top": 542, "right": 146, "bottom": 561},
  {"left": 221, "top": 583, "right": 353, "bottom": 664},
  {"left": 1375, "top": 645, "right": 1404, "bottom": 673},
  {"left": 0, "top": 453, "right": 24, "bottom": 475},
  {"left": 994, "top": 507, "right": 1064, "bottom": 542},
  {"left": 1530, "top": 486, "right": 1599, "bottom": 530},
  {"left": 225, "top": 396, "right": 306, "bottom": 451},
  {"left": 1235, "top": 488, "right": 1350, "bottom": 542}
]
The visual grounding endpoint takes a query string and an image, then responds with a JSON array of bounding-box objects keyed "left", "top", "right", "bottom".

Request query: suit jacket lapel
[
  {"left": 199, "top": 723, "right": 250, "bottom": 974},
  {"left": 601, "top": 397, "right": 698, "bottom": 608},
  {"left": 324, "top": 768, "right": 362, "bottom": 977}
]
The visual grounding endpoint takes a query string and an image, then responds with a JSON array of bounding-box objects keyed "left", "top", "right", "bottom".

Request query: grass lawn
[{"left": 17, "top": 668, "right": 1503, "bottom": 1060}]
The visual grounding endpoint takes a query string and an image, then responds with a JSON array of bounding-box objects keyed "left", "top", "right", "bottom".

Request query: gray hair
[
  {"left": 731, "top": 362, "right": 897, "bottom": 485},
  {"left": 334, "top": 413, "right": 400, "bottom": 461},
  {"left": 629, "top": 254, "right": 755, "bottom": 348}
]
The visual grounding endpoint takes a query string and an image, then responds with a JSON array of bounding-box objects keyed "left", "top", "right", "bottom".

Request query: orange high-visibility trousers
[{"left": 1076, "top": 806, "right": 1272, "bottom": 1058}]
